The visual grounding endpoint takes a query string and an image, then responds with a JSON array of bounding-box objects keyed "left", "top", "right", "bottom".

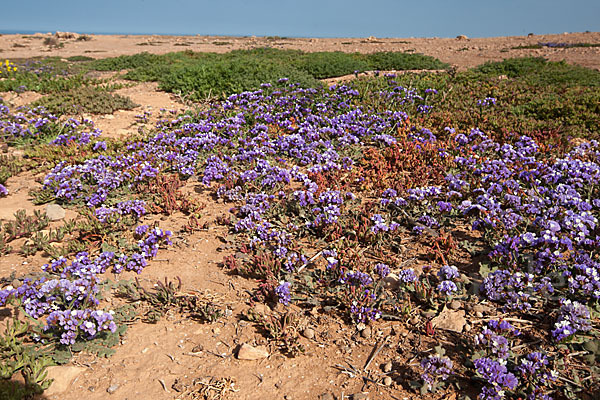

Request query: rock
[
  {"left": 44, "top": 366, "right": 86, "bottom": 396},
  {"left": 456, "top": 35, "right": 469, "bottom": 40},
  {"left": 352, "top": 394, "right": 369, "bottom": 400},
  {"left": 303, "top": 327, "right": 315, "bottom": 339},
  {"left": 472, "top": 304, "right": 490, "bottom": 314},
  {"left": 475, "top": 311, "right": 483, "bottom": 318},
  {"left": 360, "top": 326, "right": 372, "bottom": 338},
  {"left": 382, "top": 361, "right": 393, "bottom": 373},
  {"left": 449, "top": 300, "right": 462, "bottom": 310},
  {"left": 383, "top": 376, "right": 393, "bottom": 386},
  {"left": 46, "top": 204, "right": 65, "bottom": 221},
  {"left": 236, "top": 343, "right": 269, "bottom": 360},
  {"left": 55, "top": 31, "right": 77, "bottom": 39},
  {"left": 464, "top": 323, "right": 472, "bottom": 332},
  {"left": 107, "top": 384, "right": 120, "bottom": 394},
  {"left": 319, "top": 393, "right": 335, "bottom": 400},
  {"left": 382, "top": 273, "right": 400, "bottom": 290},
  {"left": 431, "top": 308, "right": 466, "bottom": 333}
]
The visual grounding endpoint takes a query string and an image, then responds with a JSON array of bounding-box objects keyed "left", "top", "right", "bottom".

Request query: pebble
[
  {"left": 360, "top": 326, "right": 372, "bottom": 338},
  {"left": 475, "top": 311, "right": 484, "bottom": 318},
  {"left": 464, "top": 324, "right": 472, "bottom": 332},
  {"left": 472, "top": 304, "right": 489, "bottom": 314},
  {"left": 46, "top": 204, "right": 66, "bottom": 221},
  {"left": 237, "top": 343, "right": 269, "bottom": 360},
  {"left": 107, "top": 384, "right": 120, "bottom": 394},
  {"left": 383, "top": 361, "right": 393, "bottom": 373},
  {"left": 449, "top": 300, "right": 462, "bottom": 310},
  {"left": 303, "top": 327, "right": 315, "bottom": 339},
  {"left": 352, "top": 393, "right": 369, "bottom": 400},
  {"left": 409, "top": 316, "right": 419, "bottom": 325},
  {"left": 383, "top": 376, "right": 393, "bottom": 386}
]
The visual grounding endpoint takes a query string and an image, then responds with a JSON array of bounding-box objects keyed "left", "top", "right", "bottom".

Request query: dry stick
[
  {"left": 297, "top": 236, "right": 345, "bottom": 273},
  {"left": 157, "top": 378, "right": 170, "bottom": 393},
  {"left": 363, "top": 336, "right": 390, "bottom": 372}
]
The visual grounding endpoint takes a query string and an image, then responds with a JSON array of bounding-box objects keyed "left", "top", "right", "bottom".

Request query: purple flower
[
  {"left": 421, "top": 354, "right": 453, "bottom": 389},
  {"left": 437, "top": 280, "right": 458, "bottom": 296},
  {"left": 552, "top": 299, "right": 591, "bottom": 341},
  {"left": 374, "top": 263, "right": 390, "bottom": 278},
  {"left": 275, "top": 281, "right": 291, "bottom": 305}
]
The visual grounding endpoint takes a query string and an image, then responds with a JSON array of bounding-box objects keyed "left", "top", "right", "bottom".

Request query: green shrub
[
  {"left": 89, "top": 52, "right": 165, "bottom": 71},
  {"left": 87, "top": 49, "right": 450, "bottom": 99},
  {"left": 160, "top": 58, "right": 320, "bottom": 100},
  {"left": 472, "top": 57, "right": 600, "bottom": 87},
  {"left": 295, "top": 52, "right": 369, "bottom": 79},
  {"left": 33, "top": 87, "right": 138, "bottom": 115},
  {"left": 67, "top": 55, "right": 94, "bottom": 62},
  {"left": 362, "top": 52, "right": 449, "bottom": 71}
]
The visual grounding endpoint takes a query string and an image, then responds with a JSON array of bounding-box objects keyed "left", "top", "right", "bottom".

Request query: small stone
[
  {"left": 382, "top": 273, "right": 399, "bottom": 290},
  {"left": 383, "top": 376, "right": 393, "bottom": 386},
  {"left": 360, "top": 326, "right": 372, "bottom": 338},
  {"left": 11, "top": 279, "right": 21, "bottom": 288},
  {"left": 46, "top": 204, "right": 66, "bottom": 221},
  {"left": 409, "top": 316, "right": 419, "bottom": 325},
  {"left": 382, "top": 361, "right": 393, "bottom": 373},
  {"left": 303, "top": 327, "right": 315, "bottom": 339},
  {"left": 475, "top": 311, "right": 484, "bottom": 318},
  {"left": 456, "top": 34, "right": 469, "bottom": 40},
  {"left": 431, "top": 308, "right": 467, "bottom": 333},
  {"left": 237, "top": 343, "right": 269, "bottom": 360},
  {"left": 449, "top": 300, "right": 462, "bottom": 310},
  {"left": 319, "top": 393, "right": 335, "bottom": 400},
  {"left": 107, "top": 384, "right": 120, "bottom": 394},
  {"left": 464, "top": 324, "right": 472, "bottom": 332},
  {"left": 352, "top": 393, "right": 369, "bottom": 400},
  {"left": 472, "top": 304, "right": 490, "bottom": 314}
]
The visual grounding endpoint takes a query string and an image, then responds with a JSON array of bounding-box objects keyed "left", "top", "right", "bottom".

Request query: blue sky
[{"left": 1, "top": 0, "right": 599, "bottom": 38}]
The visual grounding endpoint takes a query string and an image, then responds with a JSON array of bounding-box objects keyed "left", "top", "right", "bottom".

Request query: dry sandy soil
[
  {"left": 0, "top": 31, "right": 599, "bottom": 400},
  {"left": 1, "top": 31, "right": 600, "bottom": 71}
]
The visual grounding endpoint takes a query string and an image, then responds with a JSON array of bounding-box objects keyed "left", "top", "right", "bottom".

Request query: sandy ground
[
  {"left": 0, "top": 31, "right": 599, "bottom": 400},
  {"left": 1, "top": 31, "right": 600, "bottom": 71}
]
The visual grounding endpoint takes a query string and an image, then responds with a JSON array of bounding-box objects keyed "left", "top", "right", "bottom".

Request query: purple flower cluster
[
  {"left": 551, "top": 299, "right": 592, "bottom": 341},
  {"left": 50, "top": 118, "right": 101, "bottom": 146},
  {"left": 517, "top": 352, "right": 557, "bottom": 399},
  {"left": 0, "top": 104, "right": 57, "bottom": 140},
  {"left": 473, "top": 357, "right": 519, "bottom": 400},
  {"left": 420, "top": 354, "right": 453, "bottom": 389},
  {"left": 275, "top": 281, "right": 291, "bottom": 305},
  {"left": 95, "top": 200, "right": 147, "bottom": 223},
  {"left": 45, "top": 309, "right": 117, "bottom": 345},
  {"left": 475, "top": 320, "right": 520, "bottom": 360},
  {"left": 477, "top": 97, "right": 497, "bottom": 107}
]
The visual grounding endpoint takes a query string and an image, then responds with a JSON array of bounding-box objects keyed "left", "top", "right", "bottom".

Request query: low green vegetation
[
  {"left": 353, "top": 57, "right": 600, "bottom": 142},
  {"left": 32, "top": 86, "right": 138, "bottom": 115},
  {"left": 87, "top": 48, "right": 449, "bottom": 100}
]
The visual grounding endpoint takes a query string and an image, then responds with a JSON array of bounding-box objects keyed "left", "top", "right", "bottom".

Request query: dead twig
[{"left": 364, "top": 336, "right": 389, "bottom": 371}]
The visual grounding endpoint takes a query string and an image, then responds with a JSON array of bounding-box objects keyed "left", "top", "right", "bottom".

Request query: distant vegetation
[{"left": 88, "top": 49, "right": 449, "bottom": 100}]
